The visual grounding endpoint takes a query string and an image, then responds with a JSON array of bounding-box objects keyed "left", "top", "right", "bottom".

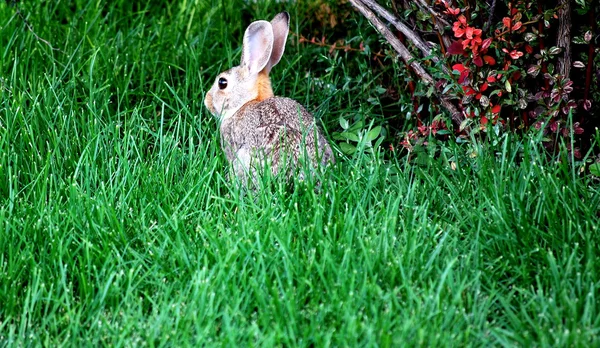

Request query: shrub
[{"left": 345, "top": 0, "right": 600, "bottom": 159}]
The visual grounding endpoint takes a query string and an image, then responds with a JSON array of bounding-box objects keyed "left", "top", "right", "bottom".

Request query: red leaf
[
  {"left": 465, "top": 27, "right": 474, "bottom": 39},
  {"left": 502, "top": 17, "right": 512, "bottom": 29},
  {"left": 463, "top": 86, "right": 477, "bottom": 96},
  {"left": 480, "top": 82, "right": 489, "bottom": 92},
  {"left": 481, "top": 116, "right": 489, "bottom": 125},
  {"left": 527, "top": 65, "right": 540, "bottom": 75},
  {"left": 445, "top": 7, "right": 460, "bottom": 15},
  {"left": 459, "top": 70, "right": 470, "bottom": 84},
  {"left": 462, "top": 39, "right": 472, "bottom": 50},
  {"left": 509, "top": 50, "right": 523, "bottom": 59},
  {"left": 481, "top": 38, "right": 493, "bottom": 50},
  {"left": 452, "top": 63, "right": 467, "bottom": 72},
  {"left": 492, "top": 104, "right": 501, "bottom": 114},
  {"left": 483, "top": 55, "right": 496, "bottom": 65},
  {"left": 473, "top": 56, "right": 483, "bottom": 67},
  {"left": 447, "top": 40, "right": 465, "bottom": 55},
  {"left": 525, "top": 44, "right": 534, "bottom": 54},
  {"left": 487, "top": 76, "right": 497, "bottom": 83}
]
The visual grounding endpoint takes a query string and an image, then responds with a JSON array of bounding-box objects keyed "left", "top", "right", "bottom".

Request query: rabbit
[{"left": 204, "top": 12, "right": 334, "bottom": 185}]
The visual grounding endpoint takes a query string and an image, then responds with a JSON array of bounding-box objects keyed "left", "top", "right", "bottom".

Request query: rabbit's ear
[
  {"left": 241, "top": 20, "right": 274, "bottom": 75},
  {"left": 265, "top": 12, "right": 290, "bottom": 73}
]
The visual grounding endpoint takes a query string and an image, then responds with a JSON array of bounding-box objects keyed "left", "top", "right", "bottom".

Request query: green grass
[{"left": 1, "top": 1, "right": 600, "bottom": 346}]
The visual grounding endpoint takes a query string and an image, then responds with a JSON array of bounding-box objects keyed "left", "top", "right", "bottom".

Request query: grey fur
[
  {"left": 204, "top": 12, "right": 335, "bottom": 185},
  {"left": 220, "top": 97, "right": 334, "bottom": 183}
]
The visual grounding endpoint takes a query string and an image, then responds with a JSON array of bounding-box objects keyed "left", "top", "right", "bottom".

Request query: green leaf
[
  {"left": 489, "top": 89, "right": 503, "bottom": 97},
  {"left": 505, "top": 79, "right": 512, "bottom": 93},
  {"left": 339, "top": 142, "right": 356, "bottom": 155},
  {"left": 590, "top": 163, "right": 600, "bottom": 177},
  {"left": 459, "top": 118, "right": 472, "bottom": 132},
  {"left": 340, "top": 131, "right": 360, "bottom": 142},
  {"left": 339, "top": 117, "right": 349, "bottom": 130},
  {"left": 365, "top": 126, "right": 382, "bottom": 142},
  {"left": 442, "top": 83, "right": 453, "bottom": 94},
  {"left": 548, "top": 46, "right": 562, "bottom": 55},
  {"left": 331, "top": 132, "right": 344, "bottom": 141},
  {"left": 349, "top": 121, "right": 364, "bottom": 133}
]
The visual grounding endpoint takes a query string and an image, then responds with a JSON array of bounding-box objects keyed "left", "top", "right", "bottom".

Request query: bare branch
[
  {"left": 15, "top": 7, "right": 62, "bottom": 52},
  {"left": 348, "top": 0, "right": 463, "bottom": 124},
  {"left": 359, "top": 0, "right": 451, "bottom": 75},
  {"left": 413, "top": 0, "right": 452, "bottom": 49},
  {"left": 414, "top": 0, "right": 451, "bottom": 28}
]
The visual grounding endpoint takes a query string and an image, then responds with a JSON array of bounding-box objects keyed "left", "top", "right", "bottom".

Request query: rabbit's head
[{"left": 204, "top": 12, "right": 290, "bottom": 120}]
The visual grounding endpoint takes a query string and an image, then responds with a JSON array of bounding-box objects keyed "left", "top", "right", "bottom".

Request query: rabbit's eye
[{"left": 218, "top": 77, "right": 228, "bottom": 90}]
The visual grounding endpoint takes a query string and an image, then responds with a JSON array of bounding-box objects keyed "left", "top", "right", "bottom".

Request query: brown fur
[
  {"left": 204, "top": 12, "right": 335, "bottom": 186},
  {"left": 204, "top": 93, "right": 214, "bottom": 113},
  {"left": 256, "top": 70, "right": 274, "bottom": 101}
]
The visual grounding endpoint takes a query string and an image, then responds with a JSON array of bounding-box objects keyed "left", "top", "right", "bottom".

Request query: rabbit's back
[{"left": 220, "top": 97, "right": 333, "bottom": 179}]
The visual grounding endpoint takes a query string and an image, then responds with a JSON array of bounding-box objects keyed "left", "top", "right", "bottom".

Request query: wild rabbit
[{"left": 204, "top": 12, "right": 334, "bottom": 185}]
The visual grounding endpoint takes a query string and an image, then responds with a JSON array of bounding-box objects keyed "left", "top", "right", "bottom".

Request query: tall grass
[{"left": 1, "top": 1, "right": 599, "bottom": 346}]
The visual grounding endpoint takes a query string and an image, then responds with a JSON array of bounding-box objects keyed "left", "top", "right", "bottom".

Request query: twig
[
  {"left": 537, "top": 1, "right": 550, "bottom": 91},
  {"left": 390, "top": 0, "right": 400, "bottom": 17},
  {"left": 348, "top": 0, "right": 464, "bottom": 124},
  {"left": 414, "top": 0, "right": 451, "bottom": 27},
  {"left": 294, "top": 33, "right": 386, "bottom": 59},
  {"left": 15, "top": 7, "right": 61, "bottom": 52},
  {"left": 414, "top": 0, "right": 452, "bottom": 49},
  {"left": 582, "top": 7, "right": 595, "bottom": 123},
  {"left": 359, "top": 0, "right": 451, "bottom": 75},
  {"left": 494, "top": 19, "right": 541, "bottom": 38},
  {"left": 349, "top": 0, "right": 432, "bottom": 81},
  {"left": 583, "top": 7, "right": 595, "bottom": 103},
  {"left": 430, "top": 13, "right": 450, "bottom": 53}
]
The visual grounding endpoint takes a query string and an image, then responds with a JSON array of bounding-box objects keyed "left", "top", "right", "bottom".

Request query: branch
[
  {"left": 294, "top": 33, "right": 386, "bottom": 59},
  {"left": 15, "top": 7, "right": 62, "bottom": 52},
  {"left": 416, "top": 0, "right": 451, "bottom": 27},
  {"left": 583, "top": 7, "right": 595, "bottom": 103},
  {"left": 537, "top": 1, "right": 550, "bottom": 91},
  {"left": 413, "top": 0, "right": 452, "bottom": 49},
  {"left": 348, "top": 0, "right": 463, "bottom": 124},
  {"left": 359, "top": 0, "right": 451, "bottom": 75}
]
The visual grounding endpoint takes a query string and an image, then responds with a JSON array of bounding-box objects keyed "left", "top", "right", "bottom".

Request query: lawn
[{"left": 1, "top": 1, "right": 599, "bottom": 346}]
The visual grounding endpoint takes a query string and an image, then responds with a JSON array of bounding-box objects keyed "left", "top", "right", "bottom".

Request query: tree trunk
[{"left": 556, "top": 0, "right": 572, "bottom": 78}]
